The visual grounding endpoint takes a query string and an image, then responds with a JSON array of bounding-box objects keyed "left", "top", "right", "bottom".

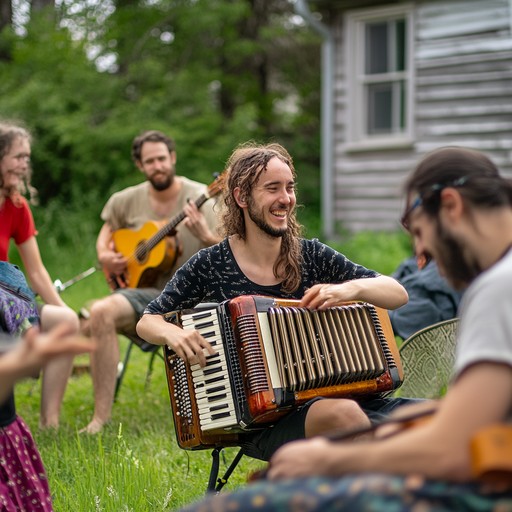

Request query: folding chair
[
  {"left": 114, "top": 333, "right": 164, "bottom": 400},
  {"left": 396, "top": 318, "right": 459, "bottom": 399},
  {"left": 206, "top": 446, "right": 247, "bottom": 493},
  {"left": 78, "top": 306, "right": 164, "bottom": 400}
]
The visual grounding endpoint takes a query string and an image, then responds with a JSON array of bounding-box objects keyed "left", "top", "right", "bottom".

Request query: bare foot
[
  {"left": 39, "top": 421, "right": 59, "bottom": 430},
  {"left": 79, "top": 418, "right": 107, "bottom": 434},
  {"left": 39, "top": 415, "right": 59, "bottom": 430}
]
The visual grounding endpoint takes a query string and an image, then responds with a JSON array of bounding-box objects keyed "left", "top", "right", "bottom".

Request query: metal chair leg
[
  {"left": 205, "top": 447, "right": 245, "bottom": 494},
  {"left": 206, "top": 447, "right": 222, "bottom": 493},
  {"left": 115, "top": 337, "right": 164, "bottom": 399},
  {"left": 144, "top": 346, "right": 164, "bottom": 390},
  {"left": 214, "top": 447, "right": 245, "bottom": 493},
  {"left": 114, "top": 339, "right": 134, "bottom": 401}
]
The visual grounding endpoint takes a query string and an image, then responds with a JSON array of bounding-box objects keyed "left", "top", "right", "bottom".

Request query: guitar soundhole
[{"left": 135, "top": 242, "right": 149, "bottom": 264}]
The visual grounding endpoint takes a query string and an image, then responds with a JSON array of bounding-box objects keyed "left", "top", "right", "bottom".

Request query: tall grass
[{"left": 12, "top": 199, "right": 411, "bottom": 510}]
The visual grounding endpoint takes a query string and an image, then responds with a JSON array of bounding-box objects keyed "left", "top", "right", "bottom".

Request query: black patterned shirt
[{"left": 144, "top": 238, "right": 379, "bottom": 315}]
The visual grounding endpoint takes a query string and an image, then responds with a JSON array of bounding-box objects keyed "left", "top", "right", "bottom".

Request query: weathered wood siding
[{"left": 332, "top": 0, "right": 512, "bottom": 232}]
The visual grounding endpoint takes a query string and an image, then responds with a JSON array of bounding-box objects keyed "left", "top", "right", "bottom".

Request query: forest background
[
  {"left": 2, "top": 0, "right": 410, "bottom": 305},
  {"left": 2, "top": 1, "right": 410, "bottom": 510},
  {"left": 1, "top": 0, "right": 333, "bottom": 289}
]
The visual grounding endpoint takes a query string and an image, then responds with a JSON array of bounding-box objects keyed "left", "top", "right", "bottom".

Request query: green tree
[{"left": 2, "top": 0, "right": 322, "bottom": 233}]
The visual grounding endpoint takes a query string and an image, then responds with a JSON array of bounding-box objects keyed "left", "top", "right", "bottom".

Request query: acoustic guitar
[{"left": 104, "top": 172, "right": 226, "bottom": 290}]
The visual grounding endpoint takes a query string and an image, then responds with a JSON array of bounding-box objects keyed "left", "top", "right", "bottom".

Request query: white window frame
[{"left": 345, "top": 4, "right": 415, "bottom": 151}]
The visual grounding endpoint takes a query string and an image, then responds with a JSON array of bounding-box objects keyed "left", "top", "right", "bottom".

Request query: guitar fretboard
[{"left": 135, "top": 193, "right": 209, "bottom": 260}]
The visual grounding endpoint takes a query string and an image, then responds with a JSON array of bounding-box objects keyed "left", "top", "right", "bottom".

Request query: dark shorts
[
  {"left": 113, "top": 288, "right": 161, "bottom": 347},
  {"left": 240, "top": 399, "right": 315, "bottom": 461},
  {"left": 239, "top": 396, "right": 420, "bottom": 461},
  {"left": 114, "top": 287, "right": 161, "bottom": 319},
  {"left": 358, "top": 396, "right": 422, "bottom": 424}
]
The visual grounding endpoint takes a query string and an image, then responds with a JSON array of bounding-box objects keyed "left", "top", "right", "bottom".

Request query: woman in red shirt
[{"left": 0, "top": 120, "right": 79, "bottom": 429}]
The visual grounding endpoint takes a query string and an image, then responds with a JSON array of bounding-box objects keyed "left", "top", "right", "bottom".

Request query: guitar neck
[{"left": 146, "top": 193, "right": 209, "bottom": 251}]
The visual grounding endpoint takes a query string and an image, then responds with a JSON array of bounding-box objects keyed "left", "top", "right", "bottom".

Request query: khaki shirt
[{"left": 100, "top": 177, "right": 220, "bottom": 289}]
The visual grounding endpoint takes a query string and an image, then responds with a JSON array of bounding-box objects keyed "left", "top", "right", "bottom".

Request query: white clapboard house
[{"left": 295, "top": 0, "right": 512, "bottom": 235}]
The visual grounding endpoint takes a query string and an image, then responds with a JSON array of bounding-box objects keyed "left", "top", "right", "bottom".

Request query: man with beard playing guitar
[{"left": 81, "top": 130, "right": 221, "bottom": 434}]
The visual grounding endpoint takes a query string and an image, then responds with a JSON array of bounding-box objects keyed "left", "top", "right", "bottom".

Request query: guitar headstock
[{"left": 206, "top": 171, "right": 227, "bottom": 198}]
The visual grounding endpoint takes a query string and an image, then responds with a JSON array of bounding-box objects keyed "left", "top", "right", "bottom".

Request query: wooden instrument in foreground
[
  {"left": 164, "top": 295, "right": 403, "bottom": 450},
  {"left": 103, "top": 172, "right": 226, "bottom": 290}
]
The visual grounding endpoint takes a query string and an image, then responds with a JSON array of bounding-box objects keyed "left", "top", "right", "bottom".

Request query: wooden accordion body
[{"left": 164, "top": 295, "right": 403, "bottom": 450}]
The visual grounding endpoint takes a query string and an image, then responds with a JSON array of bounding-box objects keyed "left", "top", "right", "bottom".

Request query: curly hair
[
  {"left": 221, "top": 141, "right": 304, "bottom": 293},
  {"left": 0, "top": 121, "right": 37, "bottom": 206}
]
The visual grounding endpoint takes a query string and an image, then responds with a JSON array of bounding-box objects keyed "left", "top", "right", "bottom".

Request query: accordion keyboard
[{"left": 182, "top": 309, "right": 238, "bottom": 431}]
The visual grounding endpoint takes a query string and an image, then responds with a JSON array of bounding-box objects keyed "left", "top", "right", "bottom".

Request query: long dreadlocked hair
[
  {"left": 221, "top": 141, "right": 304, "bottom": 294},
  {"left": 0, "top": 121, "right": 38, "bottom": 207}
]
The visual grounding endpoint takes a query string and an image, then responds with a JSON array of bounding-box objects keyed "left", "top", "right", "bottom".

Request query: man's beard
[
  {"left": 247, "top": 200, "right": 287, "bottom": 238},
  {"left": 149, "top": 172, "right": 173, "bottom": 191},
  {"left": 435, "top": 220, "right": 481, "bottom": 290}
]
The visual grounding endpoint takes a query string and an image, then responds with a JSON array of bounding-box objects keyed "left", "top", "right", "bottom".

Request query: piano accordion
[{"left": 164, "top": 295, "right": 403, "bottom": 450}]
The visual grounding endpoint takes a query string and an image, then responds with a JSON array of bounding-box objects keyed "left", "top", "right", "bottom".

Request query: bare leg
[
  {"left": 81, "top": 293, "right": 135, "bottom": 434},
  {"left": 39, "top": 305, "right": 80, "bottom": 428},
  {"left": 305, "top": 398, "right": 372, "bottom": 439}
]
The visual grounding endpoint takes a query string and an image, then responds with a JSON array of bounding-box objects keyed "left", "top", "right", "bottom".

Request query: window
[{"left": 346, "top": 5, "right": 414, "bottom": 149}]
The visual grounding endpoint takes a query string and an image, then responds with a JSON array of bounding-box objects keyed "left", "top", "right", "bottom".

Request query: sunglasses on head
[{"left": 400, "top": 176, "right": 469, "bottom": 231}]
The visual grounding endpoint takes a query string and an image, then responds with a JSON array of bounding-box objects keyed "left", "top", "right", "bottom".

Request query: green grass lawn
[{"left": 16, "top": 339, "right": 264, "bottom": 511}]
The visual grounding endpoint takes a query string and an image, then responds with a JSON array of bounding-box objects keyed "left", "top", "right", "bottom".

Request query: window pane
[
  {"left": 365, "top": 22, "right": 388, "bottom": 74},
  {"left": 367, "top": 82, "right": 392, "bottom": 134},
  {"left": 399, "top": 80, "right": 406, "bottom": 130},
  {"left": 353, "top": 9, "right": 410, "bottom": 140},
  {"left": 395, "top": 19, "right": 406, "bottom": 71}
]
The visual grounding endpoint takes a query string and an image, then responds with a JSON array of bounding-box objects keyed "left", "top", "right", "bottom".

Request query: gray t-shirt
[{"left": 453, "top": 249, "right": 512, "bottom": 379}]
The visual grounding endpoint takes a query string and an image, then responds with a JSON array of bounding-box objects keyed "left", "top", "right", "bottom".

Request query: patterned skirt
[
  {"left": 0, "top": 416, "right": 53, "bottom": 511},
  {"left": 180, "top": 473, "right": 512, "bottom": 512}
]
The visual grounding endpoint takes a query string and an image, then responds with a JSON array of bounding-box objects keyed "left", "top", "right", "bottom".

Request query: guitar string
[{"left": 127, "top": 194, "right": 208, "bottom": 264}]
